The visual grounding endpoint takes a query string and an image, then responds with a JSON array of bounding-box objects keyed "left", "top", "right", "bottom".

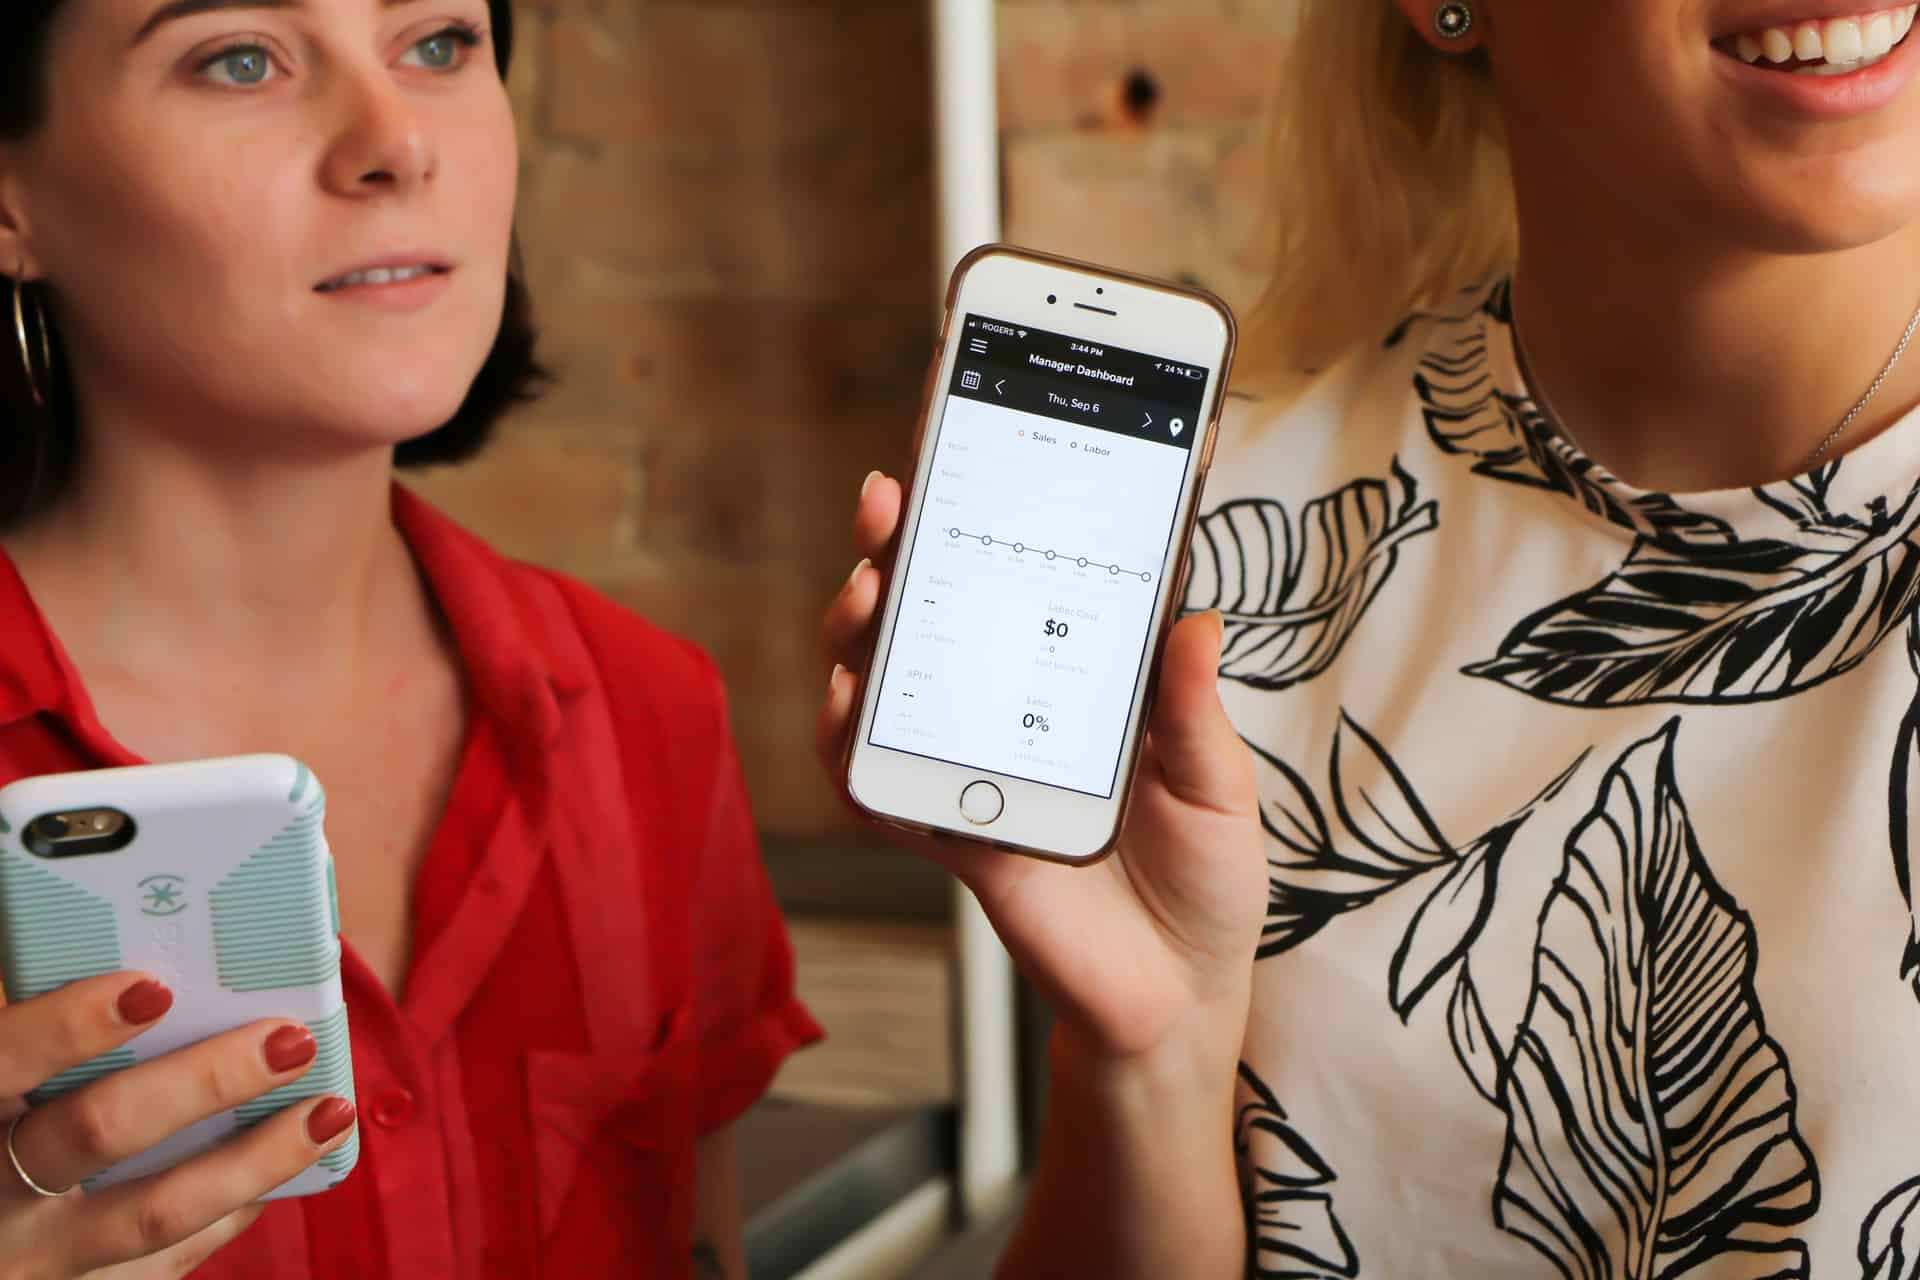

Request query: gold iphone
[{"left": 845, "top": 245, "right": 1236, "bottom": 863}]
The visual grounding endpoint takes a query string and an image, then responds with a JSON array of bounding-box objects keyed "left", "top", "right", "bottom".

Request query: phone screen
[{"left": 869, "top": 313, "right": 1212, "bottom": 799}]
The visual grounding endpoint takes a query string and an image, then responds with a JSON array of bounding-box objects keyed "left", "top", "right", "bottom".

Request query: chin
[
  {"left": 311, "top": 352, "right": 490, "bottom": 445},
  {"left": 1695, "top": 157, "right": 1920, "bottom": 254}
]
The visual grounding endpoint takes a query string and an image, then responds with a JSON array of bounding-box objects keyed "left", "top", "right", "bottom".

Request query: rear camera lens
[{"left": 35, "top": 815, "right": 69, "bottom": 839}]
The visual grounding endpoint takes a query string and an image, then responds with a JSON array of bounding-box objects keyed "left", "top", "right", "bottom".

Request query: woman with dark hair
[{"left": 0, "top": 3, "right": 818, "bottom": 1277}]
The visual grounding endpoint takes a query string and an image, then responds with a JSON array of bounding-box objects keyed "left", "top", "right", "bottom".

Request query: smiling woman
[
  {"left": 817, "top": 0, "right": 1920, "bottom": 1278},
  {"left": 0, "top": 3, "right": 818, "bottom": 1279}
]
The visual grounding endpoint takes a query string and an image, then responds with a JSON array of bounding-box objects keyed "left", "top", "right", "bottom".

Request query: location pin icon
[{"left": 1170, "top": 418, "right": 1185, "bottom": 437}]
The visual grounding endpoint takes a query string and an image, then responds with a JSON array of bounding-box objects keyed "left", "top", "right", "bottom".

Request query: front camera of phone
[{"left": 1047, "top": 294, "right": 1057, "bottom": 305}]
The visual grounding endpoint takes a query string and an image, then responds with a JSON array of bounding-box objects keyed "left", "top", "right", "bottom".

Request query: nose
[{"left": 320, "top": 69, "right": 436, "bottom": 197}]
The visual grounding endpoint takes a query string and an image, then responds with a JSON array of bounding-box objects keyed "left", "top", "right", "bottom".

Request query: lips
[{"left": 315, "top": 256, "right": 453, "bottom": 293}]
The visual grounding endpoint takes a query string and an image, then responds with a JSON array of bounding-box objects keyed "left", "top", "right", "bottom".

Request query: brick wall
[
  {"left": 415, "top": 0, "right": 1289, "bottom": 854},
  {"left": 999, "top": 0, "right": 1290, "bottom": 306}
]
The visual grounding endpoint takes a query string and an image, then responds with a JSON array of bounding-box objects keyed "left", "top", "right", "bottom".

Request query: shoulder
[
  {"left": 533, "top": 568, "right": 718, "bottom": 692},
  {"left": 1208, "top": 284, "right": 1497, "bottom": 501},
  {"left": 399, "top": 490, "right": 730, "bottom": 746},
  {"left": 509, "top": 562, "right": 743, "bottom": 820},
  {"left": 527, "top": 566, "right": 731, "bottom": 741},
  {"left": 1220, "top": 313, "right": 1444, "bottom": 454}
]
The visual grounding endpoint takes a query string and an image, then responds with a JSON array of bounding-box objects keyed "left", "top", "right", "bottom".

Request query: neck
[
  {"left": 1509, "top": 176, "right": 1920, "bottom": 493},
  {"left": 0, "top": 426, "right": 423, "bottom": 690}
]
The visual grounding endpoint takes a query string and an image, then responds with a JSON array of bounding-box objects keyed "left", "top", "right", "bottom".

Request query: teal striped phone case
[{"left": 0, "top": 754, "right": 356, "bottom": 1198}]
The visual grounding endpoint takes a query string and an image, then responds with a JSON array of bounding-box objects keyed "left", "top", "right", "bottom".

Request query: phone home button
[{"left": 959, "top": 780, "right": 1005, "bottom": 826}]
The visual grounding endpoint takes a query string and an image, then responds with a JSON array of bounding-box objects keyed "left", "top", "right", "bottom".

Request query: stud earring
[{"left": 1434, "top": 2, "right": 1475, "bottom": 40}]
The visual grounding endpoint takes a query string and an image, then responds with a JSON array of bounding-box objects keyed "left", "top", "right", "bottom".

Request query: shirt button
[{"left": 370, "top": 1086, "right": 416, "bottom": 1129}]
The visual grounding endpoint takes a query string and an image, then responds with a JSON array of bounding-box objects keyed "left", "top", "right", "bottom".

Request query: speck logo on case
[{"left": 138, "top": 874, "right": 188, "bottom": 916}]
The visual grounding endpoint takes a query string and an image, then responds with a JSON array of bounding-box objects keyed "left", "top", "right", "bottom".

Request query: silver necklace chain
[
  {"left": 1510, "top": 285, "right": 1920, "bottom": 473},
  {"left": 1506, "top": 299, "right": 1583, "bottom": 458},
  {"left": 1808, "top": 296, "right": 1920, "bottom": 463}
]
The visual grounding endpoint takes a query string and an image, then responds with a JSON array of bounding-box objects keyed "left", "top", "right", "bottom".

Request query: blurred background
[{"left": 411, "top": 1, "right": 1293, "bottom": 1273}]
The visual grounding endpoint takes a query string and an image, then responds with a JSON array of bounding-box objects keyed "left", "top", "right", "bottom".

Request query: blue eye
[
  {"left": 414, "top": 34, "right": 457, "bottom": 68},
  {"left": 402, "top": 25, "right": 481, "bottom": 71},
  {"left": 203, "top": 44, "right": 274, "bottom": 86}
]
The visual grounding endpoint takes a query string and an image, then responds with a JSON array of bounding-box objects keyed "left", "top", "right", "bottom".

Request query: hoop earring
[
  {"left": 1434, "top": 2, "right": 1475, "bottom": 40},
  {"left": 10, "top": 269, "right": 50, "bottom": 408}
]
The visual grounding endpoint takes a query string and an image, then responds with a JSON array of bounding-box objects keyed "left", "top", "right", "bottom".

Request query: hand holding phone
[
  {"left": 0, "top": 755, "right": 358, "bottom": 1279},
  {"left": 821, "top": 474, "right": 1267, "bottom": 1067},
  {"left": 843, "top": 246, "right": 1238, "bottom": 863},
  {"left": 818, "top": 247, "right": 1269, "bottom": 1067},
  {"left": 0, "top": 972, "right": 356, "bottom": 1278}
]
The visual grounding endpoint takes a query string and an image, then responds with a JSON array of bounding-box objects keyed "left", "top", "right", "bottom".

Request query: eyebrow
[{"left": 133, "top": 0, "right": 426, "bottom": 47}]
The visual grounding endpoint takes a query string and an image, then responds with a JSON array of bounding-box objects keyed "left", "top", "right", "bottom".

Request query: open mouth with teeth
[
  {"left": 1718, "top": 5, "right": 1917, "bottom": 74},
  {"left": 315, "top": 264, "right": 451, "bottom": 293}
]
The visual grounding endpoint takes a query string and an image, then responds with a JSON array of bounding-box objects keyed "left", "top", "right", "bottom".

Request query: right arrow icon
[{"left": 1141, "top": 412, "right": 1154, "bottom": 430}]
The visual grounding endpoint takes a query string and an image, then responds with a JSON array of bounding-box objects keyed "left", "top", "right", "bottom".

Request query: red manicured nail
[
  {"left": 264, "top": 1025, "right": 317, "bottom": 1074},
  {"left": 116, "top": 979, "right": 173, "bottom": 1026},
  {"left": 307, "top": 1097, "right": 356, "bottom": 1146}
]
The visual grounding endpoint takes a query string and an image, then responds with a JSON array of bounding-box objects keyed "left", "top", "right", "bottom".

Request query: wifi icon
[{"left": 1017, "top": 330, "right": 1028, "bottom": 338}]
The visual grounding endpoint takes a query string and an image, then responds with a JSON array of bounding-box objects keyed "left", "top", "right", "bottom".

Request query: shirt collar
[
  {"left": 392, "top": 484, "right": 593, "bottom": 749},
  {"left": 0, "top": 549, "right": 77, "bottom": 731},
  {"left": 0, "top": 486, "right": 593, "bottom": 747}
]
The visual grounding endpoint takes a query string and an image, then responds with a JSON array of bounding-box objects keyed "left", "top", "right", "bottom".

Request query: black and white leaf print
[
  {"left": 1248, "top": 732, "right": 1413, "bottom": 957},
  {"left": 1888, "top": 613, "right": 1920, "bottom": 1001},
  {"left": 1754, "top": 462, "right": 1851, "bottom": 532},
  {"left": 1383, "top": 273, "right": 1508, "bottom": 351},
  {"left": 1328, "top": 713, "right": 1449, "bottom": 868},
  {"left": 1467, "top": 482, "right": 1920, "bottom": 706},
  {"left": 1250, "top": 712, "right": 1586, "bottom": 1015},
  {"left": 1494, "top": 719, "right": 1819, "bottom": 1279},
  {"left": 1386, "top": 744, "right": 1588, "bottom": 1021},
  {"left": 1236, "top": 1062, "right": 1360, "bottom": 1280},
  {"left": 1448, "top": 963, "right": 1505, "bottom": 1106},
  {"left": 1861, "top": 1176, "right": 1920, "bottom": 1279},
  {"left": 1412, "top": 282, "right": 1736, "bottom": 549},
  {"left": 1187, "top": 461, "right": 1437, "bottom": 693}
]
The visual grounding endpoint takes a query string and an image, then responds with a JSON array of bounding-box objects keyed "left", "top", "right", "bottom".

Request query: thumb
[{"left": 1144, "top": 610, "right": 1251, "bottom": 815}]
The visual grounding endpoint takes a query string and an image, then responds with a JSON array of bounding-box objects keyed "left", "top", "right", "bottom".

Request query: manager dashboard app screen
[{"left": 870, "top": 314, "right": 1210, "bottom": 798}]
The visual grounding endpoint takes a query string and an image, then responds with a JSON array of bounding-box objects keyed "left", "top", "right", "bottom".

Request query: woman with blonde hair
[{"left": 823, "top": 0, "right": 1920, "bottom": 1274}]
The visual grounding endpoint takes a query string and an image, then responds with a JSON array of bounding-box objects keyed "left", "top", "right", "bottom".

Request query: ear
[
  {"left": 1391, "top": 0, "right": 1488, "bottom": 54},
  {"left": 0, "top": 153, "right": 38, "bottom": 282}
]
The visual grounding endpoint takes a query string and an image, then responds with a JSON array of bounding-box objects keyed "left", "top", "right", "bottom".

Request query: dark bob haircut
[{"left": 0, "top": 0, "right": 545, "bottom": 528}]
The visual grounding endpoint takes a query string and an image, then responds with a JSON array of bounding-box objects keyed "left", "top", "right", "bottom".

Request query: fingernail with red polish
[
  {"left": 116, "top": 979, "right": 173, "bottom": 1026},
  {"left": 307, "top": 1097, "right": 356, "bottom": 1146},
  {"left": 264, "top": 1025, "right": 318, "bottom": 1074}
]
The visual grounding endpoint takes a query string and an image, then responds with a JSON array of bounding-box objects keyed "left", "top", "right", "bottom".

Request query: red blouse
[{"left": 0, "top": 487, "right": 821, "bottom": 1278}]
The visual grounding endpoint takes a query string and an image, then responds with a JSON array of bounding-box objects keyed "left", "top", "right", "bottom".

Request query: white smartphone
[
  {"left": 0, "top": 755, "right": 356, "bottom": 1198},
  {"left": 846, "top": 245, "right": 1236, "bottom": 864}
]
